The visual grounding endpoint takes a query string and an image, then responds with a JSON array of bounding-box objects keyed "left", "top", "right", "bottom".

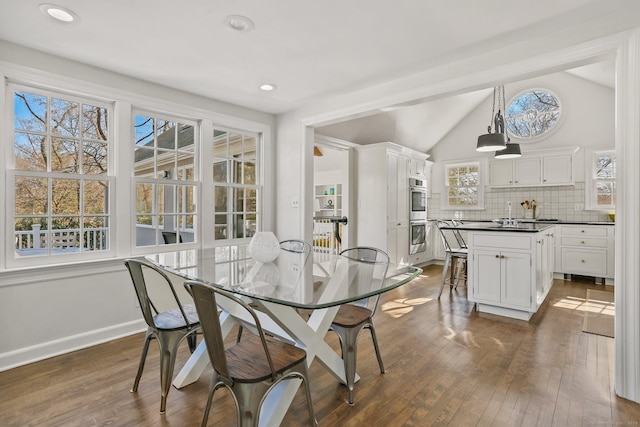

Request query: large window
[
  {"left": 588, "top": 150, "right": 616, "bottom": 210},
  {"left": 506, "top": 89, "right": 561, "bottom": 140},
  {"left": 11, "top": 84, "right": 112, "bottom": 260},
  {"left": 133, "top": 112, "right": 198, "bottom": 247},
  {"left": 445, "top": 162, "right": 481, "bottom": 209},
  {"left": 212, "top": 128, "right": 260, "bottom": 240}
]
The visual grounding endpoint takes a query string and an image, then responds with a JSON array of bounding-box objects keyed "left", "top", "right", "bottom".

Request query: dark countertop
[{"left": 439, "top": 221, "right": 556, "bottom": 233}]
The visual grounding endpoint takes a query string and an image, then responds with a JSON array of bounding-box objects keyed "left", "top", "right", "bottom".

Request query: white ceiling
[
  {"left": 1, "top": 0, "right": 638, "bottom": 119},
  {"left": 314, "top": 60, "right": 617, "bottom": 152}
]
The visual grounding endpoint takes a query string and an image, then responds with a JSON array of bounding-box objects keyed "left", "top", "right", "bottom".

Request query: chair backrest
[
  {"left": 162, "top": 231, "right": 182, "bottom": 244},
  {"left": 436, "top": 220, "right": 463, "bottom": 253},
  {"left": 124, "top": 259, "right": 195, "bottom": 330},
  {"left": 449, "top": 219, "right": 468, "bottom": 249},
  {"left": 184, "top": 281, "right": 277, "bottom": 383},
  {"left": 279, "top": 239, "right": 312, "bottom": 254},
  {"left": 339, "top": 247, "right": 390, "bottom": 312}
]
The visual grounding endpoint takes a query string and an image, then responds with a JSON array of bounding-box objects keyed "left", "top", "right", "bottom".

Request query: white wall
[
  {"left": 0, "top": 41, "right": 276, "bottom": 371},
  {"left": 429, "top": 71, "right": 615, "bottom": 193}
]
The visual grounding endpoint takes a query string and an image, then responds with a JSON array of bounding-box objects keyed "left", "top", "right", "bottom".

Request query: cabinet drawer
[
  {"left": 561, "top": 237, "right": 607, "bottom": 248},
  {"left": 561, "top": 248, "right": 607, "bottom": 276},
  {"left": 560, "top": 226, "right": 608, "bottom": 237},
  {"left": 471, "top": 233, "right": 532, "bottom": 250}
]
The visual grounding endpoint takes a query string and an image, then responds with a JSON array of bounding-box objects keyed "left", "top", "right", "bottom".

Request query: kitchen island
[{"left": 443, "top": 221, "right": 556, "bottom": 320}]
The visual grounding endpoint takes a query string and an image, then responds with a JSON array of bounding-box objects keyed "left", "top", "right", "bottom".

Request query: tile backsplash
[{"left": 429, "top": 182, "right": 613, "bottom": 222}]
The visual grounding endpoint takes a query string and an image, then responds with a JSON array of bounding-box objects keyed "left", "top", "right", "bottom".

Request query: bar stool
[{"left": 436, "top": 220, "right": 468, "bottom": 298}]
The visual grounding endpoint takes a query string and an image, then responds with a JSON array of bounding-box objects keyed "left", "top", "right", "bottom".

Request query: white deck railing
[
  {"left": 313, "top": 218, "right": 341, "bottom": 257},
  {"left": 15, "top": 225, "right": 108, "bottom": 251}
]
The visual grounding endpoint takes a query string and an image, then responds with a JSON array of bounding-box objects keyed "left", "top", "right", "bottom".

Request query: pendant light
[
  {"left": 477, "top": 86, "right": 508, "bottom": 152},
  {"left": 493, "top": 85, "right": 521, "bottom": 159}
]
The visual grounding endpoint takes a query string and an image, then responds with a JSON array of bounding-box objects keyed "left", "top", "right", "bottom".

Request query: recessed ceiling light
[
  {"left": 259, "top": 83, "right": 277, "bottom": 91},
  {"left": 39, "top": 3, "right": 78, "bottom": 22},
  {"left": 225, "top": 15, "right": 254, "bottom": 32}
]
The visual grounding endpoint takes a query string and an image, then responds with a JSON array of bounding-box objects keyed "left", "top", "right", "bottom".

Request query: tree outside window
[
  {"left": 446, "top": 162, "right": 480, "bottom": 208},
  {"left": 506, "top": 89, "right": 561, "bottom": 140},
  {"left": 12, "top": 86, "right": 111, "bottom": 257},
  {"left": 590, "top": 150, "right": 615, "bottom": 209}
]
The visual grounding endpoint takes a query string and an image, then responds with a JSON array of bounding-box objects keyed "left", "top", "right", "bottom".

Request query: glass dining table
[{"left": 145, "top": 245, "right": 421, "bottom": 425}]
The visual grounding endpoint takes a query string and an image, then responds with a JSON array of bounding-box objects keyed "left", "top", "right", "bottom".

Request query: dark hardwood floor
[{"left": 2, "top": 264, "right": 639, "bottom": 426}]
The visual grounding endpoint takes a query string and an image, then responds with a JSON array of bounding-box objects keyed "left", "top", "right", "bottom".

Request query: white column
[{"left": 615, "top": 30, "right": 640, "bottom": 404}]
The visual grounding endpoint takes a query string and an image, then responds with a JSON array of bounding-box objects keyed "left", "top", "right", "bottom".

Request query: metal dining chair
[
  {"left": 329, "top": 246, "right": 390, "bottom": 405},
  {"left": 162, "top": 231, "right": 182, "bottom": 244},
  {"left": 124, "top": 259, "right": 201, "bottom": 413},
  {"left": 185, "top": 280, "right": 317, "bottom": 427},
  {"left": 435, "top": 220, "right": 468, "bottom": 298}
]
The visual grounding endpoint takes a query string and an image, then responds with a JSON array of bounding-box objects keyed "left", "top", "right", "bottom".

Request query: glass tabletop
[{"left": 145, "top": 247, "right": 422, "bottom": 310}]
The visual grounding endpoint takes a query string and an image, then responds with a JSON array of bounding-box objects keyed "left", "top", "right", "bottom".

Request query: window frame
[
  {"left": 442, "top": 160, "right": 484, "bottom": 210},
  {"left": 6, "top": 82, "right": 115, "bottom": 269},
  {"left": 585, "top": 148, "right": 616, "bottom": 211},
  {"left": 131, "top": 109, "right": 200, "bottom": 251},
  {"left": 506, "top": 87, "right": 562, "bottom": 143},
  {"left": 211, "top": 126, "right": 262, "bottom": 242}
]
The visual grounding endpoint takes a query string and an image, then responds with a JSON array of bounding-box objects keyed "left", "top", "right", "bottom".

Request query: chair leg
[
  {"left": 187, "top": 332, "right": 198, "bottom": 353},
  {"left": 236, "top": 325, "right": 243, "bottom": 343},
  {"left": 298, "top": 367, "right": 319, "bottom": 426},
  {"left": 157, "top": 330, "right": 186, "bottom": 413},
  {"left": 201, "top": 375, "right": 225, "bottom": 427},
  {"left": 332, "top": 324, "right": 364, "bottom": 405},
  {"left": 365, "top": 322, "right": 385, "bottom": 374},
  {"left": 131, "top": 329, "right": 154, "bottom": 392},
  {"left": 438, "top": 254, "right": 452, "bottom": 299}
]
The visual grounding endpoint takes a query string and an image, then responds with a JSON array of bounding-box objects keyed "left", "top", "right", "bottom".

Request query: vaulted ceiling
[{"left": 0, "top": 1, "right": 636, "bottom": 154}]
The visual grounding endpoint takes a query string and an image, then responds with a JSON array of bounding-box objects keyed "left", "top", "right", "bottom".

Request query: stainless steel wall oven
[
  {"left": 409, "top": 177, "right": 427, "bottom": 221},
  {"left": 409, "top": 220, "right": 427, "bottom": 255}
]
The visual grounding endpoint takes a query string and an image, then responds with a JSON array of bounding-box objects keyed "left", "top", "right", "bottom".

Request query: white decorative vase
[{"left": 248, "top": 231, "right": 280, "bottom": 263}]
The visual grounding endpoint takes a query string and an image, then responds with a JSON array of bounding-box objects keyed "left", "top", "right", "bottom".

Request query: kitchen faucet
[{"left": 503, "top": 201, "right": 518, "bottom": 227}]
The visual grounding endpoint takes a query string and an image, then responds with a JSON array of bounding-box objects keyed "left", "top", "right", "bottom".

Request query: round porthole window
[{"left": 506, "top": 89, "right": 561, "bottom": 141}]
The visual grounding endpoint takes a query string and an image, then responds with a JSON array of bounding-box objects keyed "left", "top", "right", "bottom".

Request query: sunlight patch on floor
[
  {"left": 552, "top": 295, "right": 614, "bottom": 316},
  {"left": 381, "top": 297, "right": 432, "bottom": 318}
]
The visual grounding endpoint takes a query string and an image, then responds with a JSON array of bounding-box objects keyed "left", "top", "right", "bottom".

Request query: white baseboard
[{"left": 0, "top": 320, "right": 146, "bottom": 372}]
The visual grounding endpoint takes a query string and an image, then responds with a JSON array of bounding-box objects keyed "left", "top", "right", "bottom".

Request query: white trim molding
[{"left": 614, "top": 30, "right": 640, "bottom": 403}]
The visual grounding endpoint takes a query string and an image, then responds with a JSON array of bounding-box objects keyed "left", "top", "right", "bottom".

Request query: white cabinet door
[
  {"left": 473, "top": 249, "right": 502, "bottom": 303},
  {"left": 387, "top": 152, "right": 409, "bottom": 225},
  {"left": 409, "top": 157, "right": 426, "bottom": 178},
  {"left": 514, "top": 157, "right": 541, "bottom": 186},
  {"left": 489, "top": 159, "right": 514, "bottom": 186},
  {"left": 501, "top": 251, "right": 532, "bottom": 308},
  {"left": 387, "top": 224, "right": 409, "bottom": 265},
  {"left": 473, "top": 248, "right": 532, "bottom": 309},
  {"left": 425, "top": 222, "right": 434, "bottom": 260},
  {"left": 542, "top": 154, "right": 573, "bottom": 185}
]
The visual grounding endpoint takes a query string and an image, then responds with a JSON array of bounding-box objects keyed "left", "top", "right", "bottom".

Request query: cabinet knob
[
  {"left": 501, "top": 255, "right": 505, "bottom": 259},
  {"left": 581, "top": 259, "right": 586, "bottom": 263},
  {"left": 581, "top": 241, "right": 585, "bottom": 244},
  {"left": 581, "top": 230, "right": 585, "bottom": 233},
  {"left": 544, "top": 179, "right": 547, "bottom": 182}
]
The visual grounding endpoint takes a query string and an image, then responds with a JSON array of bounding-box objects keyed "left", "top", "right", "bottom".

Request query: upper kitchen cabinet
[
  {"left": 409, "top": 155, "right": 430, "bottom": 178},
  {"left": 488, "top": 147, "right": 578, "bottom": 187}
]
